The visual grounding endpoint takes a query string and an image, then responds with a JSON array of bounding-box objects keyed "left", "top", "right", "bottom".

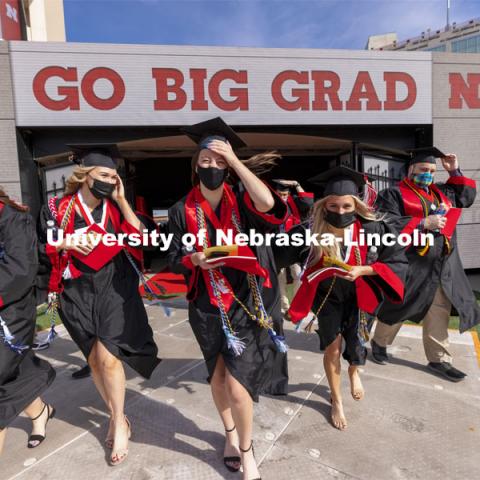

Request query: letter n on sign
[{"left": 449, "top": 73, "right": 480, "bottom": 109}]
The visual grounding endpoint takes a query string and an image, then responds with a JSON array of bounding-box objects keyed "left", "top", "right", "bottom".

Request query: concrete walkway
[{"left": 3, "top": 298, "right": 480, "bottom": 480}]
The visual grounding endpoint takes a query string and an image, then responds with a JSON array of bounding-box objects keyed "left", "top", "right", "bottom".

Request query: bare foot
[
  {"left": 348, "top": 366, "right": 365, "bottom": 401},
  {"left": 240, "top": 442, "right": 261, "bottom": 480},
  {"left": 330, "top": 398, "right": 347, "bottom": 430},
  {"left": 224, "top": 427, "right": 241, "bottom": 471}
]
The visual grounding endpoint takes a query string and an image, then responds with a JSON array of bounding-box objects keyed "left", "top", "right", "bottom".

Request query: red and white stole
[
  {"left": 184, "top": 184, "right": 271, "bottom": 311},
  {"left": 399, "top": 178, "right": 454, "bottom": 240}
]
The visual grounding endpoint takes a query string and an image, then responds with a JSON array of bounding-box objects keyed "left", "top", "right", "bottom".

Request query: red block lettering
[
  {"left": 346, "top": 71, "right": 382, "bottom": 111},
  {"left": 208, "top": 70, "right": 249, "bottom": 111},
  {"left": 384, "top": 72, "right": 417, "bottom": 110},
  {"left": 272, "top": 70, "right": 309, "bottom": 111},
  {"left": 152, "top": 68, "right": 187, "bottom": 110},
  {"left": 449, "top": 73, "right": 480, "bottom": 109},
  {"left": 32, "top": 66, "right": 80, "bottom": 111},
  {"left": 81, "top": 67, "right": 125, "bottom": 110},
  {"left": 311, "top": 71, "right": 343, "bottom": 110}
]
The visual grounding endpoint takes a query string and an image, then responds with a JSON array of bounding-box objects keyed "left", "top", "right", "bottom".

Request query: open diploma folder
[
  {"left": 203, "top": 245, "right": 262, "bottom": 272},
  {"left": 70, "top": 223, "right": 123, "bottom": 270},
  {"left": 306, "top": 256, "right": 352, "bottom": 283}
]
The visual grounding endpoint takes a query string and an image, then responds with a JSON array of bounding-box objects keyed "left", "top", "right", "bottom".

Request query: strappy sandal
[
  {"left": 27, "top": 403, "right": 56, "bottom": 449},
  {"left": 106, "top": 416, "right": 132, "bottom": 449},
  {"left": 224, "top": 425, "right": 241, "bottom": 473},
  {"left": 239, "top": 441, "right": 261, "bottom": 480},
  {"left": 109, "top": 416, "right": 131, "bottom": 466}
]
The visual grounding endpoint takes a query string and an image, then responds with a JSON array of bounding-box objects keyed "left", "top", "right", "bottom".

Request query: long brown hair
[
  {"left": 0, "top": 187, "right": 29, "bottom": 212},
  {"left": 190, "top": 149, "right": 280, "bottom": 186}
]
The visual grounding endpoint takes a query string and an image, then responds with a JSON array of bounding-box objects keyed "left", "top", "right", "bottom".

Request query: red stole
[
  {"left": 184, "top": 184, "right": 271, "bottom": 311},
  {"left": 46, "top": 194, "right": 142, "bottom": 293},
  {"left": 399, "top": 179, "right": 454, "bottom": 240},
  {"left": 285, "top": 196, "right": 301, "bottom": 232},
  {"left": 288, "top": 221, "right": 380, "bottom": 323}
]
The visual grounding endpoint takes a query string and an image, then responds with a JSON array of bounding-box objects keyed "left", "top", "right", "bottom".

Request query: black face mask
[
  {"left": 197, "top": 166, "right": 227, "bottom": 191},
  {"left": 89, "top": 177, "right": 115, "bottom": 199},
  {"left": 325, "top": 210, "right": 357, "bottom": 228}
]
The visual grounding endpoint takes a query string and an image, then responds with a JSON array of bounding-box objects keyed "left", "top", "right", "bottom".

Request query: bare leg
[
  {"left": 225, "top": 369, "right": 259, "bottom": 480},
  {"left": 348, "top": 365, "right": 365, "bottom": 401},
  {"left": 88, "top": 344, "right": 114, "bottom": 445},
  {"left": 91, "top": 341, "right": 129, "bottom": 464},
  {"left": 324, "top": 335, "right": 347, "bottom": 430},
  {"left": 210, "top": 356, "right": 240, "bottom": 471},
  {"left": 0, "top": 428, "right": 6, "bottom": 456}
]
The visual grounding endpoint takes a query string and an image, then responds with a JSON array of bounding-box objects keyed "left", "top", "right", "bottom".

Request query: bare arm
[{"left": 208, "top": 140, "right": 274, "bottom": 212}]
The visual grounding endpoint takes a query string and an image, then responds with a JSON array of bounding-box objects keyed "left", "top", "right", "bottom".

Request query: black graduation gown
[
  {"left": 375, "top": 176, "right": 480, "bottom": 333},
  {"left": 38, "top": 199, "right": 161, "bottom": 379},
  {"left": 0, "top": 204, "right": 55, "bottom": 429},
  {"left": 275, "top": 220, "right": 408, "bottom": 365},
  {"left": 167, "top": 183, "right": 288, "bottom": 402}
]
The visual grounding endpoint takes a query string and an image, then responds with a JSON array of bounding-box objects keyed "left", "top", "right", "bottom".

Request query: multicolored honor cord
[
  {"left": 196, "top": 199, "right": 288, "bottom": 356},
  {"left": 0, "top": 314, "right": 29, "bottom": 354}
]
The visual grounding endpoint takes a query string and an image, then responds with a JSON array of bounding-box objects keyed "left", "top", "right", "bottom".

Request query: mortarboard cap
[
  {"left": 271, "top": 179, "right": 293, "bottom": 192},
  {"left": 308, "top": 166, "right": 371, "bottom": 197},
  {"left": 181, "top": 117, "right": 247, "bottom": 150},
  {"left": 67, "top": 143, "right": 121, "bottom": 169},
  {"left": 408, "top": 147, "right": 445, "bottom": 165}
]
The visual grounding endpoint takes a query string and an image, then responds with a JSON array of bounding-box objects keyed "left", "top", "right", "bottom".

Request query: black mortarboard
[
  {"left": 408, "top": 147, "right": 445, "bottom": 165},
  {"left": 271, "top": 179, "right": 292, "bottom": 192},
  {"left": 308, "top": 166, "right": 371, "bottom": 196},
  {"left": 67, "top": 143, "right": 121, "bottom": 169},
  {"left": 181, "top": 117, "right": 247, "bottom": 150}
]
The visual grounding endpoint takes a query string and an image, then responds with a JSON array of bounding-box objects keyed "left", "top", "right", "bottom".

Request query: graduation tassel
[
  {"left": 268, "top": 329, "right": 288, "bottom": 353},
  {"left": 223, "top": 326, "right": 247, "bottom": 356},
  {"left": 62, "top": 261, "right": 73, "bottom": 279},
  {"left": 0, "top": 314, "right": 29, "bottom": 354}
]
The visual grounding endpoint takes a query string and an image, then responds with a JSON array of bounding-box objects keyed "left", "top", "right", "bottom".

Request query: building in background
[
  {"left": 0, "top": 4, "right": 479, "bottom": 270},
  {"left": 23, "top": 0, "right": 65, "bottom": 41},
  {"left": 0, "top": 0, "right": 65, "bottom": 41},
  {"left": 368, "top": 17, "right": 480, "bottom": 53}
]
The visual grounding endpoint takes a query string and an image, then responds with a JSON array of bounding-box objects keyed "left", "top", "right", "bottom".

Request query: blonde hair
[
  {"left": 64, "top": 166, "right": 96, "bottom": 195},
  {"left": 307, "top": 195, "right": 378, "bottom": 267}
]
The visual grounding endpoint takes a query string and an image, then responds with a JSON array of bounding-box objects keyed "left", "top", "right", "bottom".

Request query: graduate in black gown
[
  {"left": 275, "top": 167, "right": 407, "bottom": 430},
  {"left": 168, "top": 117, "right": 288, "bottom": 480},
  {"left": 271, "top": 179, "right": 314, "bottom": 316},
  {"left": 371, "top": 149, "right": 479, "bottom": 381},
  {"left": 0, "top": 189, "right": 56, "bottom": 454},
  {"left": 38, "top": 145, "right": 161, "bottom": 466}
]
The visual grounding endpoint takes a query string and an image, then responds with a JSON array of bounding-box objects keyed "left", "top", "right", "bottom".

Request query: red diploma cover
[
  {"left": 440, "top": 207, "right": 461, "bottom": 238},
  {"left": 70, "top": 223, "right": 123, "bottom": 270}
]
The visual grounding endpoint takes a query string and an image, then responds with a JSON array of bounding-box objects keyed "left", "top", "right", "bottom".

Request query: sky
[{"left": 64, "top": 0, "right": 480, "bottom": 49}]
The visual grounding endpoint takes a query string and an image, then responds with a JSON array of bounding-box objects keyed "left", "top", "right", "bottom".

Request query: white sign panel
[{"left": 9, "top": 41, "right": 432, "bottom": 127}]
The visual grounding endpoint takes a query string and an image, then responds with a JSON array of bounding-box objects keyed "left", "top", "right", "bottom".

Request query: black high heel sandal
[
  {"left": 224, "top": 425, "right": 241, "bottom": 473},
  {"left": 239, "top": 441, "right": 261, "bottom": 480},
  {"left": 28, "top": 403, "right": 56, "bottom": 449}
]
